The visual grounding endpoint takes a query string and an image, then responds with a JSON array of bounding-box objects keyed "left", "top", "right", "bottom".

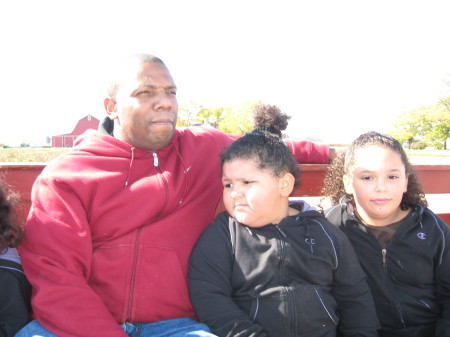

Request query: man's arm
[
  {"left": 19, "top": 175, "right": 126, "bottom": 337},
  {"left": 283, "top": 139, "right": 330, "bottom": 163}
]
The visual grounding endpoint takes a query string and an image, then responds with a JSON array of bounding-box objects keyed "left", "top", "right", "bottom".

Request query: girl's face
[
  {"left": 343, "top": 145, "right": 409, "bottom": 226},
  {"left": 222, "top": 158, "right": 294, "bottom": 228}
]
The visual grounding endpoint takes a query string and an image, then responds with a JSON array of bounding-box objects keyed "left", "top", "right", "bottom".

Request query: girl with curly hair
[
  {"left": 322, "top": 131, "right": 450, "bottom": 337},
  {"left": 188, "top": 104, "right": 379, "bottom": 337},
  {"left": 0, "top": 181, "right": 31, "bottom": 337}
]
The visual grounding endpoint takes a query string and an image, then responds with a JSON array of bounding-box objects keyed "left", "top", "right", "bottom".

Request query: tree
[
  {"left": 217, "top": 102, "right": 255, "bottom": 135},
  {"left": 424, "top": 97, "right": 450, "bottom": 149},
  {"left": 197, "top": 106, "right": 228, "bottom": 128},
  {"left": 177, "top": 100, "right": 203, "bottom": 127},
  {"left": 389, "top": 108, "right": 429, "bottom": 148}
]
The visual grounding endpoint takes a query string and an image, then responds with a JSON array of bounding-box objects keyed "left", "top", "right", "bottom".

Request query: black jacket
[
  {"left": 325, "top": 200, "right": 450, "bottom": 337},
  {"left": 188, "top": 210, "right": 379, "bottom": 337},
  {"left": 0, "top": 257, "right": 32, "bottom": 337}
]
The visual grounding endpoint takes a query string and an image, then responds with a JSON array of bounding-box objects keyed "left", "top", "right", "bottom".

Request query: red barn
[{"left": 52, "top": 114, "right": 100, "bottom": 147}]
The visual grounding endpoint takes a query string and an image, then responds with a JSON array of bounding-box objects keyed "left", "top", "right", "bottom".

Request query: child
[
  {"left": 188, "top": 104, "right": 379, "bottom": 337},
  {"left": 322, "top": 131, "right": 450, "bottom": 337},
  {"left": 0, "top": 182, "right": 31, "bottom": 337}
]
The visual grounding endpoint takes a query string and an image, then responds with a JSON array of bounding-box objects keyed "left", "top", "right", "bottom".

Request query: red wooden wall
[{"left": 1, "top": 163, "right": 449, "bottom": 225}]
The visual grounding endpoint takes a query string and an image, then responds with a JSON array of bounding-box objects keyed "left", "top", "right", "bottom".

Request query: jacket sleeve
[
  {"left": 328, "top": 224, "right": 380, "bottom": 337},
  {"left": 0, "top": 269, "right": 31, "bottom": 337},
  {"left": 188, "top": 214, "right": 268, "bottom": 337},
  {"left": 283, "top": 139, "right": 329, "bottom": 163},
  {"left": 19, "top": 175, "right": 127, "bottom": 337},
  {"left": 434, "top": 216, "right": 450, "bottom": 336}
]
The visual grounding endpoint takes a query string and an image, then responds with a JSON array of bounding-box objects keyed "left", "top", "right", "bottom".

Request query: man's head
[{"left": 104, "top": 54, "right": 178, "bottom": 152}]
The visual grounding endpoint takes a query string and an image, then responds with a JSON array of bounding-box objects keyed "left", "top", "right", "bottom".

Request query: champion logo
[
  {"left": 305, "top": 238, "right": 316, "bottom": 245},
  {"left": 417, "top": 232, "right": 427, "bottom": 240}
]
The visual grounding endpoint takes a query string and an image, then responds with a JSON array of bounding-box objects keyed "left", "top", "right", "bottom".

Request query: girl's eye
[
  {"left": 244, "top": 180, "right": 254, "bottom": 185},
  {"left": 361, "top": 176, "right": 372, "bottom": 181},
  {"left": 388, "top": 175, "right": 398, "bottom": 180},
  {"left": 224, "top": 183, "right": 233, "bottom": 188}
]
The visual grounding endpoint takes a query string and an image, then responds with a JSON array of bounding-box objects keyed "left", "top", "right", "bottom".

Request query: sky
[{"left": 1, "top": 0, "right": 449, "bottom": 146}]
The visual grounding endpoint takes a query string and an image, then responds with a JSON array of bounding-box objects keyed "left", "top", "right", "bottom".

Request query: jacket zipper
[
  {"left": 276, "top": 226, "right": 295, "bottom": 337},
  {"left": 126, "top": 151, "right": 167, "bottom": 320},
  {"left": 381, "top": 248, "right": 387, "bottom": 271},
  {"left": 381, "top": 248, "right": 406, "bottom": 327}
]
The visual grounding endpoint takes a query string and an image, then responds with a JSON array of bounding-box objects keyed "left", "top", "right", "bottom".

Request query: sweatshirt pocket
[
  {"left": 240, "top": 286, "right": 338, "bottom": 337},
  {"left": 132, "top": 244, "right": 193, "bottom": 320},
  {"left": 292, "top": 286, "right": 339, "bottom": 336}
]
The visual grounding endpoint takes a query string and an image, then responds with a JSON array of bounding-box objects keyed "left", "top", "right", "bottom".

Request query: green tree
[
  {"left": 389, "top": 108, "right": 429, "bottom": 148},
  {"left": 177, "top": 100, "right": 203, "bottom": 127},
  {"left": 218, "top": 102, "right": 255, "bottom": 135},
  {"left": 424, "top": 97, "right": 450, "bottom": 149},
  {"left": 197, "top": 106, "right": 229, "bottom": 128}
]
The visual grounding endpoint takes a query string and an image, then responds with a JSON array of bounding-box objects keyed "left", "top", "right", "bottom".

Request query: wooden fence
[{"left": 1, "top": 163, "right": 449, "bottom": 225}]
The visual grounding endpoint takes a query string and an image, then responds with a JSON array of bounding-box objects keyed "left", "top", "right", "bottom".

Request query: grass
[
  {"left": 0, "top": 147, "right": 449, "bottom": 163},
  {"left": 0, "top": 147, "right": 70, "bottom": 163},
  {"left": 405, "top": 149, "right": 450, "bottom": 157}
]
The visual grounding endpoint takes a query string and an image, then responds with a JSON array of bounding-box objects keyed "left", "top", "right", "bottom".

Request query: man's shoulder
[
  {"left": 177, "top": 126, "right": 233, "bottom": 146},
  {"left": 178, "top": 125, "right": 226, "bottom": 137}
]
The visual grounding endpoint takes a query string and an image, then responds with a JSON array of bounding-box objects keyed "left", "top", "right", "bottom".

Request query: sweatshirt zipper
[
  {"left": 127, "top": 227, "right": 143, "bottom": 320},
  {"left": 381, "top": 248, "right": 406, "bottom": 327},
  {"left": 126, "top": 151, "right": 166, "bottom": 321}
]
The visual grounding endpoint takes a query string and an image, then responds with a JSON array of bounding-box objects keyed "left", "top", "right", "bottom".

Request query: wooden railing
[{"left": 1, "top": 163, "right": 449, "bottom": 225}]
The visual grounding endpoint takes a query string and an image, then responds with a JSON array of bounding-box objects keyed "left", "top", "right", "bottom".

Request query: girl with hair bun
[{"left": 188, "top": 104, "right": 379, "bottom": 337}]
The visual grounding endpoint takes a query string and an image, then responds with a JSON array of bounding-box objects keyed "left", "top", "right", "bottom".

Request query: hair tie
[{"left": 254, "top": 126, "right": 279, "bottom": 135}]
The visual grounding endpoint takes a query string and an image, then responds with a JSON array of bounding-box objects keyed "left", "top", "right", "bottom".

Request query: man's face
[{"left": 106, "top": 61, "right": 178, "bottom": 152}]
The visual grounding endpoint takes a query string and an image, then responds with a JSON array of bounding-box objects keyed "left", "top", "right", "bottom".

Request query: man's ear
[
  {"left": 104, "top": 98, "right": 118, "bottom": 120},
  {"left": 279, "top": 173, "right": 295, "bottom": 197},
  {"left": 343, "top": 174, "right": 353, "bottom": 194}
]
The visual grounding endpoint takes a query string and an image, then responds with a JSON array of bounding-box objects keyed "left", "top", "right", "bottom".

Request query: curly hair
[
  {"left": 0, "top": 181, "right": 23, "bottom": 252},
  {"left": 220, "top": 103, "right": 300, "bottom": 186},
  {"left": 321, "top": 131, "right": 427, "bottom": 209}
]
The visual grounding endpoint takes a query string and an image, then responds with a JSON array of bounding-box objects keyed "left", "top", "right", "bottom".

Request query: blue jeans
[{"left": 15, "top": 318, "right": 216, "bottom": 336}]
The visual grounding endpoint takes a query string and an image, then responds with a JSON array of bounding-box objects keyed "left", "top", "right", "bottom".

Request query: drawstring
[{"left": 125, "top": 147, "right": 135, "bottom": 188}]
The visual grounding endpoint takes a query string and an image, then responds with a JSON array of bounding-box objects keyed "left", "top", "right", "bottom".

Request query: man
[{"left": 16, "top": 54, "right": 330, "bottom": 337}]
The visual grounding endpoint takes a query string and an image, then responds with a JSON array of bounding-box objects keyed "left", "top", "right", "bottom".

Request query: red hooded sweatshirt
[{"left": 19, "top": 127, "right": 328, "bottom": 337}]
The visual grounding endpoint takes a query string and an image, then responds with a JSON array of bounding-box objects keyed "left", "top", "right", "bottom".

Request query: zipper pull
[
  {"left": 277, "top": 227, "right": 287, "bottom": 238},
  {"left": 382, "top": 248, "right": 387, "bottom": 268},
  {"left": 153, "top": 152, "right": 159, "bottom": 167}
]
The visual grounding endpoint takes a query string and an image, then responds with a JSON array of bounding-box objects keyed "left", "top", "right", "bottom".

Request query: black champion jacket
[
  {"left": 325, "top": 200, "right": 450, "bottom": 337},
  {"left": 188, "top": 210, "right": 379, "bottom": 337}
]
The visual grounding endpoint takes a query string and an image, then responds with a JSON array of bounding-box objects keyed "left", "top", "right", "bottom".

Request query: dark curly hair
[
  {"left": 321, "top": 131, "right": 427, "bottom": 209},
  {"left": 220, "top": 103, "right": 300, "bottom": 186},
  {"left": 0, "top": 180, "right": 23, "bottom": 253}
]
